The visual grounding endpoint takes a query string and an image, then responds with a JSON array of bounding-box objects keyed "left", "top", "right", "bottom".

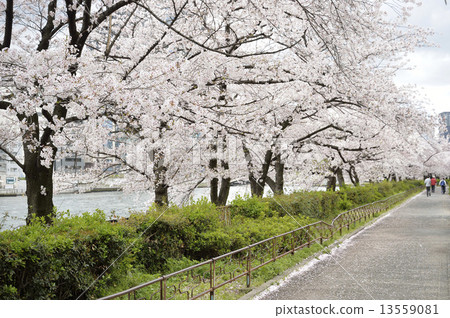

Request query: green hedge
[
  {"left": 261, "top": 191, "right": 340, "bottom": 220},
  {"left": 0, "top": 211, "right": 133, "bottom": 299},
  {"left": 128, "top": 198, "right": 313, "bottom": 272},
  {"left": 130, "top": 199, "right": 226, "bottom": 272},
  {"left": 258, "top": 180, "right": 421, "bottom": 220}
]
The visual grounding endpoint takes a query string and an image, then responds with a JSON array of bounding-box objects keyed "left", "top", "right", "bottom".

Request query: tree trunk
[
  {"left": 348, "top": 165, "right": 360, "bottom": 186},
  {"left": 153, "top": 123, "right": 169, "bottom": 206},
  {"left": 210, "top": 175, "right": 231, "bottom": 206},
  {"left": 154, "top": 182, "right": 168, "bottom": 206},
  {"left": 274, "top": 156, "right": 284, "bottom": 195},
  {"left": 208, "top": 131, "right": 231, "bottom": 206},
  {"left": 326, "top": 176, "right": 337, "bottom": 191},
  {"left": 154, "top": 159, "right": 168, "bottom": 206},
  {"left": 336, "top": 167, "right": 345, "bottom": 188},
  {"left": 249, "top": 175, "right": 265, "bottom": 197},
  {"left": 248, "top": 149, "right": 272, "bottom": 197},
  {"left": 217, "top": 176, "right": 231, "bottom": 206},
  {"left": 0, "top": 0, "right": 13, "bottom": 50},
  {"left": 266, "top": 155, "right": 284, "bottom": 195},
  {"left": 209, "top": 158, "right": 231, "bottom": 206},
  {"left": 24, "top": 148, "right": 55, "bottom": 225}
]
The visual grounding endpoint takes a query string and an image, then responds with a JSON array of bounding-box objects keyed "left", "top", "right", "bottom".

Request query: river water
[
  {"left": 0, "top": 185, "right": 261, "bottom": 230},
  {"left": 0, "top": 182, "right": 324, "bottom": 230}
]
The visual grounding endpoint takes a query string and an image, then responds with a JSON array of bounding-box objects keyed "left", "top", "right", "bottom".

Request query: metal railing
[
  {"left": 0, "top": 188, "right": 25, "bottom": 196},
  {"left": 100, "top": 187, "right": 420, "bottom": 300}
]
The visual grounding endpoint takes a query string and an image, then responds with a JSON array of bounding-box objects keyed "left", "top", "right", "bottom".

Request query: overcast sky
[{"left": 395, "top": 0, "right": 450, "bottom": 115}]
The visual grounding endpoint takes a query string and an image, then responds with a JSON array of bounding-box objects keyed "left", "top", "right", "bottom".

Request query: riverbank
[
  {"left": 0, "top": 187, "right": 125, "bottom": 197},
  {"left": 0, "top": 184, "right": 265, "bottom": 229}
]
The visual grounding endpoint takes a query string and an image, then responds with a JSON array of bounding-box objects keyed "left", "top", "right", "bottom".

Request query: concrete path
[{"left": 258, "top": 190, "right": 450, "bottom": 300}]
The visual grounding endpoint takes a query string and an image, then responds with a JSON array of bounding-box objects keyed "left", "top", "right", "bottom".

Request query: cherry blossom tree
[
  {"left": 0, "top": 0, "right": 139, "bottom": 223},
  {"left": 0, "top": 0, "right": 437, "bottom": 225}
]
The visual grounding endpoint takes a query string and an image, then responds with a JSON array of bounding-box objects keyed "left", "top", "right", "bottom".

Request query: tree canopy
[{"left": 0, "top": 0, "right": 445, "bottom": 223}]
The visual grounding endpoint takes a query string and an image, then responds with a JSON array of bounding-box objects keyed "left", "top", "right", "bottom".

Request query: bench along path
[{"left": 258, "top": 191, "right": 450, "bottom": 300}]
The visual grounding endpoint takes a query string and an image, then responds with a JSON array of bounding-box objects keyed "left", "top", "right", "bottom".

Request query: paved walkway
[{"left": 258, "top": 190, "right": 450, "bottom": 300}]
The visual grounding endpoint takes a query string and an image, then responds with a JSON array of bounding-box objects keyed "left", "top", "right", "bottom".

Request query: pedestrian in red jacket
[{"left": 431, "top": 177, "right": 437, "bottom": 193}]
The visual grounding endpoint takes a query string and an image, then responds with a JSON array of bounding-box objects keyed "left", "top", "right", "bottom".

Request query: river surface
[{"left": 0, "top": 185, "right": 268, "bottom": 230}]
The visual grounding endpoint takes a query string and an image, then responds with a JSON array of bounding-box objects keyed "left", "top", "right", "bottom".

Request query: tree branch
[
  {"left": 0, "top": 100, "right": 11, "bottom": 110},
  {"left": 81, "top": 0, "right": 92, "bottom": 38},
  {"left": 293, "top": 124, "right": 351, "bottom": 145},
  {"left": 65, "top": 0, "right": 79, "bottom": 47},
  {"left": 137, "top": 1, "right": 293, "bottom": 59},
  {"left": 123, "top": 1, "right": 187, "bottom": 80},
  {"left": 76, "top": 0, "right": 135, "bottom": 55},
  {"left": 105, "top": 5, "right": 137, "bottom": 58},
  {"left": 37, "top": 0, "right": 57, "bottom": 51},
  {"left": 0, "top": 144, "right": 24, "bottom": 170},
  {"left": 0, "top": 0, "right": 13, "bottom": 50}
]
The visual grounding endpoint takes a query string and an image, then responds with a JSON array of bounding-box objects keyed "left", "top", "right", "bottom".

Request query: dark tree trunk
[
  {"left": 210, "top": 175, "right": 231, "bottom": 206},
  {"left": 0, "top": 0, "right": 13, "bottom": 50},
  {"left": 326, "top": 176, "right": 337, "bottom": 191},
  {"left": 208, "top": 131, "right": 231, "bottom": 206},
  {"left": 154, "top": 183, "right": 168, "bottom": 206},
  {"left": 348, "top": 165, "right": 360, "bottom": 186},
  {"left": 249, "top": 175, "right": 265, "bottom": 197},
  {"left": 19, "top": 112, "right": 56, "bottom": 224},
  {"left": 210, "top": 175, "right": 219, "bottom": 204},
  {"left": 217, "top": 176, "right": 231, "bottom": 206},
  {"left": 336, "top": 167, "right": 345, "bottom": 188},
  {"left": 24, "top": 146, "right": 55, "bottom": 225},
  {"left": 209, "top": 155, "right": 219, "bottom": 204},
  {"left": 248, "top": 149, "right": 273, "bottom": 197},
  {"left": 266, "top": 155, "right": 284, "bottom": 195},
  {"left": 353, "top": 171, "right": 359, "bottom": 185},
  {"left": 274, "top": 156, "right": 284, "bottom": 195},
  {"left": 154, "top": 158, "right": 168, "bottom": 206},
  {"left": 154, "top": 122, "right": 169, "bottom": 206},
  {"left": 265, "top": 177, "right": 275, "bottom": 193},
  {"left": 209, "top": 158, "right": 231, "bottom": 206}
]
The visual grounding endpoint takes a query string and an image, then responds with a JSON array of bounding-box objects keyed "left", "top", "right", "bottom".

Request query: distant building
[
  {"left": 439, "top": 112, "right": 450, "bottom": 140},
  {"left": 54, "top": 156, "right": 85, "bottom": 172},
  {"left": 0, "top": 150, "right": 25, "bottom": 189}
]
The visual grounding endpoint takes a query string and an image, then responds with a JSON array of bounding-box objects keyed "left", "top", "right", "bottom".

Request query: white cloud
[
  {"left": 397, "top": 51, "right": 450, "bottom": 86},
  {"left": 394, "top": 0, "right": 450, "bottom": 114}
]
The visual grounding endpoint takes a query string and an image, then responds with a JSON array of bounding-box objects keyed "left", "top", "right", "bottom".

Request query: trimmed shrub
[
  {"left": 0, "top": 211, "right": 133, "bottom": 300},
  {"left": 230, "top": 195, "right": 271, "bottom": 218},
  {"left": 337, "top": 180, "right": 421, "bottom": 209},
  {"left": 227, "top": 214, "right": 312, "bottom": 245},
  {"left": 131, "top": 199, "right": 229, "bottom": 271},
  {"left": 263, "top": 191, "right": 340, "bottom": 220}
]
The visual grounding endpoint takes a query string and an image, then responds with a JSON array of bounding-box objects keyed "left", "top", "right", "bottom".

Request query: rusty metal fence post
[
  {"left": 246, "top": 247, "right": 251, "bottom": 288},
  {"left": 160, "top": 276, "right": 166, "bottom": 300},
  {"left": 291, "top": 231, "right": 295, "bottom": 254},
  {"left": 319, "top": 224, "right": 323, "bottom": 245},
  {"left": 272, "top": 237, "right": 277, "bottom": 261},
  {"left": 210, "top": 259, "right": 215, "bottom": 300},
  {"left": 306, "top": 229, "right": 311, "bottom": 248}
]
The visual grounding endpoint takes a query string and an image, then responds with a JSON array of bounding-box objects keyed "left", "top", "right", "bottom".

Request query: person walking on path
[
  {"left": 425, "top": 176, "right": 431, "bottom": 197},
  {"left": 440, "top": 179, "right": 447, "bottom": 194},
  {"left": 431, "top": 176, "right": 437, "bottom": 193}
]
